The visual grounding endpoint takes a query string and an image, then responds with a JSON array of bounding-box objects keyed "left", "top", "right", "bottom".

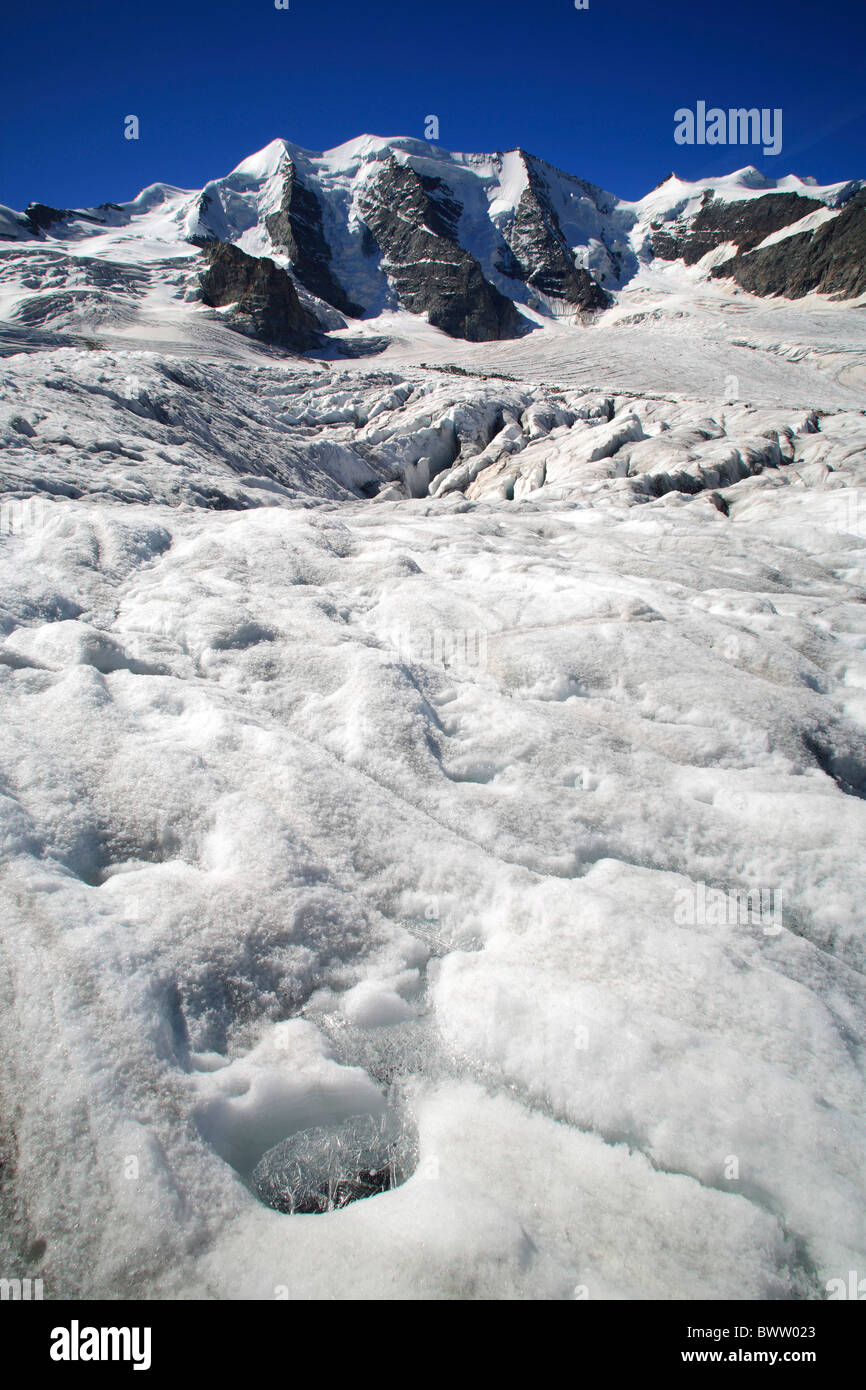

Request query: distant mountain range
[{"left": 1, "top": 135, "right": 864, "bottom": 350}]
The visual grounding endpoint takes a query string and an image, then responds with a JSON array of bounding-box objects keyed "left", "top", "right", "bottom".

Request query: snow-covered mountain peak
[
  {"left": 229, "top": 137, "right": 295, "bottom": 179},
  {"left": 0, "top": 135, "right": 863, "bottom": 358}
]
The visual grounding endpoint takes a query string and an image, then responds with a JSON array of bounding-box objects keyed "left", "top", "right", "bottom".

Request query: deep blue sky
[{"left": 2, "top": 0, "right": 864, "bottom": 210}]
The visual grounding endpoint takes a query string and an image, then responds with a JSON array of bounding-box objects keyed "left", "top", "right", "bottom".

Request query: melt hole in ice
[{"left": 250, "top": 1109, "right": 417, "bottom": 1216}]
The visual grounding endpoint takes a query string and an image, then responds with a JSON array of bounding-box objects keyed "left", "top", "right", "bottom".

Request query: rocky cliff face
[
  {"left": 265, "top": 157, "right": 362, "bottom": 317},
  {"left": 710, "top": 190, "right": 866, "bottom": 300},
  {"left": 497, "top": 153, "right": 610, "bottom": 313},
  {"left": 651, "top": 190, "right": 823, "bottom": 264},
  {"left": 358, "top": 158, "right": 524, "bottom": 341},
  {"left": 198, "top": 242, "right": 320, "bottom": 351}
]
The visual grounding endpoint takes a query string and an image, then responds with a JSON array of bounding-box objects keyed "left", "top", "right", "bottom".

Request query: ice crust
[{"left": 0, "top": 400, "right": 864, "bottom": 1296}]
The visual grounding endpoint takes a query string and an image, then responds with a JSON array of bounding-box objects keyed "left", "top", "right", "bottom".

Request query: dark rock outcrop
[
  {"left": 497, "top": 152, "right": 610, "bottom": 312},
  {"left": 651, "top": 190, "right": 823, "bottom": 264},
  {"left": 191, "top": 192, "right": 215, "bottom": 234},
  {"left": 265, "top": 157, "right": 362, "bottom": 317},
  {"left": 198, "top": 242, "right": 320, "bottom": 350},
  {"left": 710, "top": 190, "right": 866, "bottom": 300},
  {"left": 358, "top": 158, "right": 523, "bottom": 341},
  {"left": 23, "top": 203, "right": 107, "bottom": 235},
  {"left": 24, "top": 204, "right": 67, "bottom": 234}
]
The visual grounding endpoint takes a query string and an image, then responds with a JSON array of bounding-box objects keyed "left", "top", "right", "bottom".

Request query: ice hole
[{"left": 250, "top": 1108, "right": 417, "bottom": 1216}]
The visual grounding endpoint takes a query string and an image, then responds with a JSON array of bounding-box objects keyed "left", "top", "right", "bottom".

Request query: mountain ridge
[{"left": 1, "top": 136, "right": 864, "bottom": 349}]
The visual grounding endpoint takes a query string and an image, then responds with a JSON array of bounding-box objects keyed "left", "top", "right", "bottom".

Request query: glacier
[{"left": 0, "top": 137, "right": 865, "bottom": 1302}]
